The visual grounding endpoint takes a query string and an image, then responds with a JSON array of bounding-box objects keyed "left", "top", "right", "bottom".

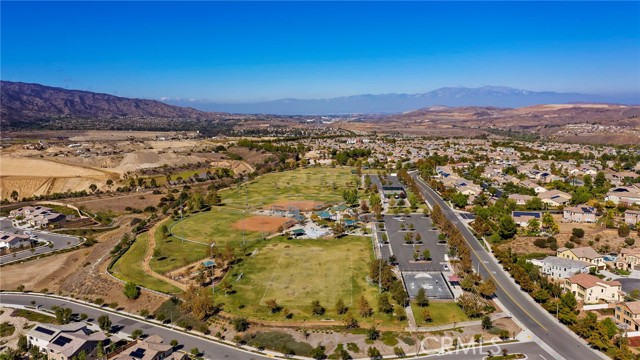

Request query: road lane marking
[{"left": 414, "top": 176, "right": 549, "bottom": 332}]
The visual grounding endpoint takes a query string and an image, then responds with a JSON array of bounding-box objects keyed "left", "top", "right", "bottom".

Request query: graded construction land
[{"left": 0, "top": 156, "right": 115, "bottom": 199}]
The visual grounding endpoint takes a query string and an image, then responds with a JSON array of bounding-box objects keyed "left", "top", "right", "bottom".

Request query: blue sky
[{"left": 2, "top": 1, "right": 639, "bottom": 102}]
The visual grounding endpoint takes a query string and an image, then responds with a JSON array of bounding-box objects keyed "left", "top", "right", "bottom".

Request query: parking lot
[
  {"left": 380, "top": 214, "right": 448, "bottom": 272},
  {"left": 402, "top": 271, "right": 454, "bottom": 299}
]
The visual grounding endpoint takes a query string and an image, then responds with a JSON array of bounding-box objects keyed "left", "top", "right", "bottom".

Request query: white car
[{"left": 443, "top": 264, "right": 450, "bottom": 271}]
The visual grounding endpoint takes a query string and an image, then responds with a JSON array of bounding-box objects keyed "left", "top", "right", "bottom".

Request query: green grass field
[
  {"left": 111, "top": 233, "right": 182, "bottom": 294},
  {"left": 411, "top": 301, "right": 470, "bottom": 327},
  {"left": 149, "top": 228, "right": 209, "bottom": 275},
  {"left": 149, "top": 167, "right": 359, "bottom": 274},
  {"left": 214, "top": 235, "right": 399, "bottom": 324}
]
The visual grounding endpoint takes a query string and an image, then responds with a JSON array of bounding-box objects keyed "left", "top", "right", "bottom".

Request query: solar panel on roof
[
  {"left": 34, "top": 326, "right": 55, "bottom": 336},
  {"left": 130, "top": 348, "right": 146, "bottom": 358},
  {"left": 52, "top": 335, "right": 72, "bottom": 346}
]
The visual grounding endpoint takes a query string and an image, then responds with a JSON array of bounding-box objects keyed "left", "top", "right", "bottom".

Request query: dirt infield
[
  {"left": 266, "top": 200, "right": 326, "bottom": 212},
  {"left": 232, "top": 215, "right": 296, "bottom": 233}
]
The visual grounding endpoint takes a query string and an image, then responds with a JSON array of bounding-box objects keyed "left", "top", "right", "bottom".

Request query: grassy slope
[{"left": 111, "top": 233, "right": 182, "bottom": 294}]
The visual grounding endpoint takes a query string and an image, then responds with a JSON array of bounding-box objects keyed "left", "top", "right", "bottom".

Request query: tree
[
  {"left": 190, "top": 348, "right": 200, "bottom": 356},
  {"left": 17, "top": 335, "right": 28, "bottom": 352},
  {"left": 422, "top": 309, "right": 432, "bottom": 322},
  {"left": 527, "top": 218, "right": 540, "bottom": 233},
  {"left": 10, "top": 190, "right": 18, "bottom": 201},
  {"left": 525, "top": 197, "right": 543, "bottom": 210},
  {"left": 332, "top": 222, "right": 346, "bottom": 237},
  {"left": 335, "top": 298, "right": 348, "bottom": 315},
  {"left": 311, "top": 300, "right": 325, "bottom": 316},
  {"left": 357, "top": 295, "right": 373, "bottom": 317},
  {"left": 343, "top": 312, "right": 359, "bottom": 329},
  {"left": 482, "top": 315, "right": 493, "bottom": 330},
  {"left": 366, "top": 325, "right": 380, "bottom": 341},
  {"left": 54, "top": 307, "right": 72, "bottom": 324},
  {"left": 265, "top": 299, "right": 281, "bottom": 313},
  {"left": 181, "top": 285, "right": 219, "bottom": 320},
  {"left": 393, "top": 346, "right": 405, "bottom": 358},
  {"left": 618, "top": 224, "right": 630, "bottom": 237},
  {"left": 415, "top": 288, "right": 429, "bottom": 307},
  {"left": 542, "top": 212, "right": 559, "bottom": 234},
  {"left": 89, "top": 183, "right": 98, "bottom": 193},
  {"left": 170, "top": 339, "right": 179, "bottom": 348},
  {"left": 124, "top": 282, "right": 140, "bottom": 299},
  {"left": 478, "top": 279, "right": 496, "bottom": 298},
  {"left": 311, "top": 345, "right": 327, "bottom": 360},
  {"left": 422, "top": 249, "right": 431, "bottom": 260},
  {"left": 377, "top": 293, "right": 393, "bottom": 314},
  {"left": 131, "top": 329, "right": 143, "bottom": 339},
  {"left": 206, "top": 190, "right": 222, "bottom": 206},
  {"left": 232, "top": 317, "right": 249, "bottom": 332},
  {"left": 98, "top": 315, "right": 112, "bottom": 332},
  {"left": 451, "top": 192, "right": 469, "bottom": 208},
  {"left": 367, "top": 347, "right": 382, "bottom": 360},
  {"left": 498, "top": 215, "right": 517, "bottom": 240},
  {"left": 572, "top": 228, "right": 585, "bottom": 238}
]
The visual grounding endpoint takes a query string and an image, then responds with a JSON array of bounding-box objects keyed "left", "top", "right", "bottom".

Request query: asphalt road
[
  {"left": 0, "top": 293, "right": 271, "bottom": 360},
  {"left": 414, "top": 341, "right": 555, "bottom": 360},
  {"left": 0, "top": 218, "right": 82, "bottom": 265},
  {"left": 409, "top": 172, "right": 604, "bottom": 360},
  {"left": 1, "top": 293, "right": 558, "bottom": 360}
]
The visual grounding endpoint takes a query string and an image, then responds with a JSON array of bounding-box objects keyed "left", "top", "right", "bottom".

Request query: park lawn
[
  {"left": 411, "top": 301, "right": 470, "bottom": 327},
  {"left": 149, "top": 228, "right": 209, "bottom": 275},
  {"left": 215, "top": 235, "right": 401, "bottom": 326},
  {"left": 169, "top": 207, "right": 262, "bottom": 246},
  {"left": 111, "top": 233, "right": 182, "bottom": 294},
  {"left": 170, "top": 167, "right": 359, "bottom": 247}
]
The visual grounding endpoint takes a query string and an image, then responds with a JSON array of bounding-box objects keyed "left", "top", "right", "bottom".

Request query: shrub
[{"left": 571, "top": 228, "right": 585, "bottom": 238}]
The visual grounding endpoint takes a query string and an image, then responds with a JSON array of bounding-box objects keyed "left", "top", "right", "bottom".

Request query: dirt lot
[
  {"left": 0, "top": 215, "right": 167, "bottom": 313},
  {"left": 266, "top": 200, "right": 326, "bottom": 212},
  {"left": 232, "top": 215, "right": 296, "bottom": 233},
  {"left": 501, "top": 215, "right": 638, "bottom": 255},
  {"left": 70, "top": 191, "right": 166, "bottom": 213}
]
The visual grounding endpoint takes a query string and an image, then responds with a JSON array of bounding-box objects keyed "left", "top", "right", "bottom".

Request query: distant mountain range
[
  {"left": 0, "top": 81, "right": 217, "bottom": 124},
  {"left": 164, "top": 86, "right": 639, "bottom": 115}
]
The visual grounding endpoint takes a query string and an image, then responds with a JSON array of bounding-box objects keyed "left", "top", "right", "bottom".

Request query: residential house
[
  {"left": 564, "top": 273, "right": 622, "bottom": 303},
  {"left": 110, "top": 335, "right": 185, "bottom": 360},
  {"left": 615, "top": 301, "right": 640, "bottom": 332},
  {"left": 562, "top": 205, "right": 597, "bottom": 223},
  {"left": 0, "top": 231, "right": 32, "bottom": 250},
  {"left": 521, "top": 180, "right": 547, "bottom": 194},
  {"left": 528, "top": 256, "right": 594, "bottom": 280},
  {"left": 539, "top": 190, "right": 572, "bottom": 206},
  {"left": 557, "top": 246, "right": 605, "bottom": 270},
  {"left": 624, "top": 210, "right": 640, "bottom": 225},
  {"left": 28, "top": 324, "right": 109, "bottom": 360},
  {"left": 615, "top": 248, "right": 640, "bottom": 271},
  {"left": 606, "top": 187, "right": 640, "bottom": 205},
  {"left": 508, "top": 194, "right": 533, "bottom": 206},
  {"left": 511, "top": 211, "right": 541, "bottom": 227}
]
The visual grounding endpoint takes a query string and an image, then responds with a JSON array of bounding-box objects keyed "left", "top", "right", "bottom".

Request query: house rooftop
[{"left": 566, "top": 273, "right": 621, "bottom": 289}]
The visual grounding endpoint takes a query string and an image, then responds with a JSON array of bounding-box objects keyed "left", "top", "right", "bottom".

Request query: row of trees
[
  {"left": 431, "top": 204, "right": 473, "bottom": 273},
  {"left": 493, "top": 248, "right": 636, "bottom": 359}
]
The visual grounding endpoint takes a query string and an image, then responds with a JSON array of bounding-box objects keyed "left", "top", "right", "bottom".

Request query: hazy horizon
[{"left": 2, "top": 1, "right": 639, "bottom": 104}]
